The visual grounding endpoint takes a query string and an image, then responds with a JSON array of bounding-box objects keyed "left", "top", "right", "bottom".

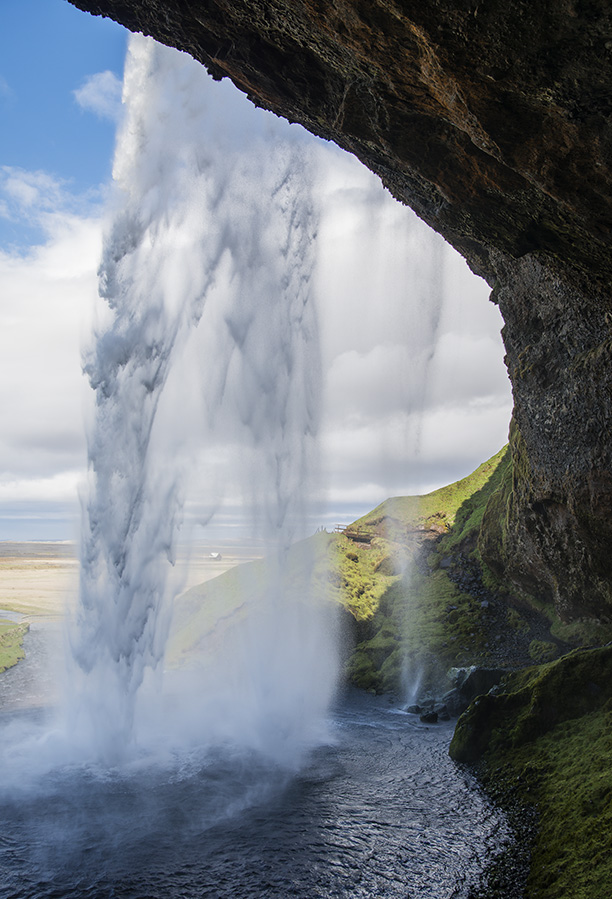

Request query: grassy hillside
[
  {"left": 450, "top": 647, "right": 612, "bottom": 899},
  {"left": 351, "top": 445, "right": 509, "bottom": 539},
  {"left": 168, "top": 449, "right": 612, "bottom": 899},
  {"left": 170, "top": 446, "right": 563, "bottom": 694},
  {"left": 340, "top": 446, "right": 578, "bottom": 694},
  {"left": 0, "top": 619, "right": 29, "bottom": 672}
]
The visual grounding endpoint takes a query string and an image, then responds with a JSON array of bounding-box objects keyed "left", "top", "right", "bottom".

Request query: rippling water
[{"left": 1, "top": 636, "right": 507, "bottom": 899}]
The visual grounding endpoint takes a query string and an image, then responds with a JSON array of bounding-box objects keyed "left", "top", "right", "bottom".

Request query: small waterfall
[{"left": 67, "top": 35, "right": 334, "bottom": 763}]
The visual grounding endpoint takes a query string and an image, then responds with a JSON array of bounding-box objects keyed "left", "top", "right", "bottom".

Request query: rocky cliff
[{"left": 70, "top": 0, "right": 612, "bottom": 622}]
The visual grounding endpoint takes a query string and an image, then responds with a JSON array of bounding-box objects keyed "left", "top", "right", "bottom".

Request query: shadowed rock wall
[{"left": 70, "top": 0, "right": 612, "bottom": 621}]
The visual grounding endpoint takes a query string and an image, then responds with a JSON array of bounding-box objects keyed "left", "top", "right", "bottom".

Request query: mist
[{"left": 0, "top": 31, "right": 510, "bottom": 788}]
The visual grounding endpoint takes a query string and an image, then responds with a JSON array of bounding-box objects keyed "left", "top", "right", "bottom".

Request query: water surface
[{"left": 0, "top": 680, "right": 507, "bottom": 899}]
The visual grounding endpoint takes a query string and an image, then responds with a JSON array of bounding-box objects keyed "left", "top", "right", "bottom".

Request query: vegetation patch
[
  {"left": 167, "top": 447, "right": 612, "bottom": 899},
  {"left": 0, "top": 619, "right": 29, "bottom": 673},
  {"left": 528, "top": 639, "right": 558, "bottom": 663},
  {"left": 450, "top": 647, "right": 612, "bottom": 899}
]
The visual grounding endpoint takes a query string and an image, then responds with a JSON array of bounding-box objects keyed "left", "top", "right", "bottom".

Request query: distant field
[
  {"left": 0, "top": 543, "right": 79, "bottom": 618},
  {"left": 0, "top": 542, "right": 76, "bottom": 561},
  {"left": 0, "top": 541, "right": 262, "bottom": 620}
]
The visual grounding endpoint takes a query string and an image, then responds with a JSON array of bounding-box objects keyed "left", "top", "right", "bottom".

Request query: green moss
[
  {"left": 451, "top": 647, "right": 612, "bottom": 899},
  {"left": 0, "top": 620, "right": 29, "bottom": 673},
  {"left": 517, "top": 708, "right": 612, "bottom": 898},
  {"left": 352, "top": 446, "right": 509, "bottom": 540},
  {"left": 345, "top": 562, "right": 495, "bottom": 693},
  {"left": 506, "top": 607, "right": 529, "bottom": 634},
  {"left": 475, "top": 443, "right": 513, "bottom": 575},
  {"left": 329, "top": 534, "right": 400, "bottom": 621},
  {"left": 528, "top": 639, "right": 558, "bottom": 662},
  {"left": 550, "top": 615, "right": 612, "bottom": 646},
  {"left": 345, "top": 648, "right": 382, "bottom": 692},
  {"left": 450, "top": 646, "right": 612, "bottom": 763},
  {"left": 477, "top": 419, "right": 529, "bottom": 584},
  {"left": 440, "top": 446, "right": 511, "bottom": 557}
]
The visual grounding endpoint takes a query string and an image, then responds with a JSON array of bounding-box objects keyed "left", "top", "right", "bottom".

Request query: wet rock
[
  {"left": 440, "top": 688, "right": 465, "bottom": 717},
  {"left": 419, "top": 710, "right": 438, "bottom": 724},
  {"left": 447, "top": 666, "right": 509, "bottom": 713}
]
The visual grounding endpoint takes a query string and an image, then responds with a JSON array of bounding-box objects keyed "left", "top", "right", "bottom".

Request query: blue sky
[
  {"left": 1, "top": 1, "right": 125, "bottom": 192},
  {"left": 0, "top": 1, "right": 126, "bottom": 248},
  {"left": 0, "top": 2, "right": 512, "bottom": 540},
  {"left": 0, "top": 1, "right": 127, "bottom": 538}
]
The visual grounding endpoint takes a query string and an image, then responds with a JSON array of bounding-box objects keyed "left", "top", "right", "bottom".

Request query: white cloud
[
  {"left": 1, "top": 167, "right": 64, "bottom": 217},
  {"left": 312, "top": 148, "right": 512, "bottom": 511},
  {"left": 0, "top": 166, "right": 104, "bottom": 248},
  {"left": 0, "top": 472, "right": 84, "bottom": 504},
  {"left": 73, "top": 70, "right": 123, "bottom": 122},
  {"left": 0, "top": 173, "right": 101, "bottom": 514},
  {"left": 0, "top": 136, "right": 513, "bottom": 538}
]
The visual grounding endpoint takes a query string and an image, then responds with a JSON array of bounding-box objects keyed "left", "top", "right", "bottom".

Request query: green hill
[
  {"left": 166, "top": 446, "right": 612, "bottom": 899},
  {"left": 169, "top": 445, "right": 565, "bottom": 693}
]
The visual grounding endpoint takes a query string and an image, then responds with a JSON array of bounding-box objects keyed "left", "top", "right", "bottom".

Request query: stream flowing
[{"left": 0, "top": 626, "right": 508, "bottom": 899}]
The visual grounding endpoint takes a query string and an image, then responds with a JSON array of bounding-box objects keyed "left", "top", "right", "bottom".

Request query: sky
[{"left": 0, "top": 0, "right": 513, "bottom": 541}]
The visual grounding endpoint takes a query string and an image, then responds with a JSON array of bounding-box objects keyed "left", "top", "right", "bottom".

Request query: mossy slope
[
  {"left": 351, "top": 446, "right": 509, "bottom": 540},
  {"left": 170, "top": 447, "right": 553, "bottom": 694},
  {"left": 0, "top": 619, "right": 29, "bottom": 673},
  {"left": 341, "top": 446, "right": 579, "bottom": 694},
  {"left": 170, "top": 444, "right": 607, "bottom": 694},
  {"left": 450, "top": 647, "right": 612, "bottom": 899}
]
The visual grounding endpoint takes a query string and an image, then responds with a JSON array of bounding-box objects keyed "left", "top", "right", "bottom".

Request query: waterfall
[
  {"left": 58, "top": 25, "right": 453, "bottom": 767},
  {"left": 67, "top": 35, "right": 333, "bottom": 763}
]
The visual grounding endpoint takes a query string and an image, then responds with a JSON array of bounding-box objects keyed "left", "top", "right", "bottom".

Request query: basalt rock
[{"left": 70, "top": 0, "right": 612, "bottom": 621}]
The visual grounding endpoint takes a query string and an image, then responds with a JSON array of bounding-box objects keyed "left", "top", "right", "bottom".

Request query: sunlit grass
[{"left": 0, "top": 619, "right": 29, "bottom": 672}]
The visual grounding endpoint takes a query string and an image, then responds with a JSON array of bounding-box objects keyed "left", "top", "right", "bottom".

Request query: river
[{"left": 0, "top": 625, "right": 510, "bottom": 899}]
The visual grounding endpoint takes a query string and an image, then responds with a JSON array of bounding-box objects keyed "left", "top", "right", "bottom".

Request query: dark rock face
[
  {"left": 491, "top": 263, "right": 612, "bottom": 621},
  {"left": 70, "top": 0, "right": 612, "bottom": 284},
  {"left": 70, "top": 0, "right": 612, "bottom": 620}
]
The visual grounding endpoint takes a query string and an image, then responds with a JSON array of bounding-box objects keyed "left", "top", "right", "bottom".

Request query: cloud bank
[
  {"left": 73, "top": 70, "right": 123, "bottom": 122},
  {"left": 0, "top": 171, "right": 100, "bottom": 537},
  {"left": 0, "top": 68, "right": 512, "bottom": 540}
]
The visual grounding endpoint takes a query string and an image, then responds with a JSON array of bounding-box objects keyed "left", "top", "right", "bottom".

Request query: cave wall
[{"left": 70, "top": 0, "right": 612, "bottom": 621}]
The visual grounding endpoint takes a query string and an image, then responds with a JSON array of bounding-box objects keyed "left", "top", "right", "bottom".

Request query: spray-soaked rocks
[{"left": 405, "top": 665, "right": 509, "bottom": 723}]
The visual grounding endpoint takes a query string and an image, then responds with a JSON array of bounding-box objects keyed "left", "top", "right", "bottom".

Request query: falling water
[
  {"left": 0, "top": 35, "right": 515, "bottom": 898},
  {"left": 66, "top": 35, "right": 334, "bottom": 763}
]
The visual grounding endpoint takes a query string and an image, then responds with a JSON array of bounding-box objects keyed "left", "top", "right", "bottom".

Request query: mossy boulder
[
  {"left": 450, "top": 646, "right": 612, "bottom": 899},
  {"left": 449, "top": 645, "right": 612, "bottom": 763}
]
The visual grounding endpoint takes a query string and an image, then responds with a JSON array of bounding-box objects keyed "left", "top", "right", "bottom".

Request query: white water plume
[
  {"left": 64, "top": 35, "right": 332, "bottom": 764},
  {"left": 0, "top": 27, "right": 481, "bottom": 777}
]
